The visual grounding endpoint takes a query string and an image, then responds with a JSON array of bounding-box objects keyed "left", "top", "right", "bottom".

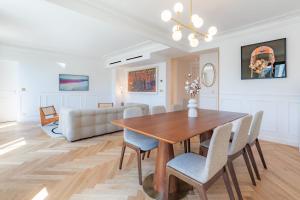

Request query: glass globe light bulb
[
  {"left": 172, "top": 25, "right": 180, "bottom": 32},
  {"left": 190, "top": 38, "right": 199, "bottom": 47},
  {"left": 174, "top": 2, "right": 184, "bottom": 13},
  {"left": 188, "top": 33, "right": 195, "bottom": 41},
  {"left": 208, "top": 26, "right": 218, "bottom": 36},
  {"left": 191, "top": 14, "right": 203, "bottom": 28},
  {"left": 205, "top": 34, "right": 213, "bottom": 42},
  {"left": 161, "top": 10, "right": 172, "bottom": 22},
  {"left": 172, "top": 30, "right": 182, "bottom": 41}
]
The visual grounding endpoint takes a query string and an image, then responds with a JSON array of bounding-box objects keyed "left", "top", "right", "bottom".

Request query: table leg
[
  {"left": 143, "top": 141, "right": 192, "bottom": 199},
  {"left": 154, "top": 141, "right": 176, "bottom": 194}
]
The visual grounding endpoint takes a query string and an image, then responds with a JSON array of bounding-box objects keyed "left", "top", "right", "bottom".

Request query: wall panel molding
[
  {"left": 19, "top": 92, "right": 103, "bottom": 122},
  {"left": 220, "top": 93, "right": 300, "bottom": 147}
]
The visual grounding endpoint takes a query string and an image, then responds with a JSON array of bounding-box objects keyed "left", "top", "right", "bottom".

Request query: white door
[
  {"left": 0, "top": 61, "right": 18, "bottom": 122},
  {"left": 199, "top": 50, "right": 219, "bottom": 110}
]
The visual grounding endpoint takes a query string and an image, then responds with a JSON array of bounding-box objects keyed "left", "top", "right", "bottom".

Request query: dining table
[{"left": 112, "top": 109, "right": 247, "bottom": 199}]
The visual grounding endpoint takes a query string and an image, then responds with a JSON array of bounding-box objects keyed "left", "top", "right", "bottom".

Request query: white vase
[{"left": 188, "top": 98, "right": 198, "bottom": 117}]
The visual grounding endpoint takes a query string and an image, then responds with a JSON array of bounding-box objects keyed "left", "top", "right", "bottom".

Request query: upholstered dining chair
[
  {"left": 245, "top": 111, "right": 267, "bottom": 180},
  {"left": 166, "top": 123, "right": 234, "bottom": 200},
  {"left": 170, "top": 104, "right": 183, "bottom": 112},
  {"left": 119, "top": 107, "right": 159, "bottom": 185},
  {"left": 140, "top": 105, "right": 167, "bottom": 160},
  {"left": 170, "top": 104, "right": 191, "bottom": 152},
  {"left": 201, "top": 115, "right": 256, "bottom": 200},
  {"left": 151, "top": 105, "right": 166, "bottom": 115}
]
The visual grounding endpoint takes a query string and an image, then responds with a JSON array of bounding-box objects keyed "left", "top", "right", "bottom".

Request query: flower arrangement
[{"left": 184, "top": 74, "right": 201, "bottom": 98}]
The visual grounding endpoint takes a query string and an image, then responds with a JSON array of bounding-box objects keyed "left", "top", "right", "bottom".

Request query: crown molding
[
  {"left": 219, "top": 9, "right": 300, "bottom": 37},
  {"left": 191, "top": 10, "right": 300, "bottom": 52},
  {"left": 0, "top": 42, "right": 103, "bottom": 62}
]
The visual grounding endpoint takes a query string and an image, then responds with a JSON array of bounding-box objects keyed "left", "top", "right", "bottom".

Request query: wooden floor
[{"left": 0, "top": 122, "right": 300, "bottom": 200}]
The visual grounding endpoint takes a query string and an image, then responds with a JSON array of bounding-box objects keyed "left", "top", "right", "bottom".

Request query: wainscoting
[
  {"left": 19, "top": 92, "right": 108, "bottom": 121},
  {"left": 220, "top": 93, "right": 300, "bottom": 147}
]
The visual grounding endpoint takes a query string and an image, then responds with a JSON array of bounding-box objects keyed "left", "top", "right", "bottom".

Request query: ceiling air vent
[
  {"left": 126, "top": 55, "right": 143, "bottom": 61},
  {"left": 109, "top": 60, "right": 122, "bottom": 65}
]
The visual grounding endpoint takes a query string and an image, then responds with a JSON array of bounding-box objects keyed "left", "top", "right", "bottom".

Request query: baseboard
[{"left": 259, "top": 134, "right": 298, "bottom": 147}]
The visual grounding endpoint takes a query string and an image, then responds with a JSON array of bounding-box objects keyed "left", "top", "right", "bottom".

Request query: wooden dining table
[{"left": 112, "top": 109, "right": 247, "bottom": 199}]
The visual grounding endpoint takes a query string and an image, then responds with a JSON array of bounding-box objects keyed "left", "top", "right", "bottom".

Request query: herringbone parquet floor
[{"left": 0, "top": 122, "right": 300, "bottom": 200}]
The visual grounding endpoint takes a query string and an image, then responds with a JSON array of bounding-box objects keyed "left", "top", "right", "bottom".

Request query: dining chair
[
  {"left": 151, "top": 105, "right": 166, "bottom": 115},
  {"left": 245, "top": 111, "right": 267, "bottom": 180},
  {"left": 166, "top": 123, "right": 235, "bottom": 200},
  {"left": 170, "top": 104, "right": 183, "bottom": 112},
  {"left": 139, "top": 105, "right": 167, "bottom": 160},
  {"left": 201, "top": 115, "right": 256, "bottom": 200},
  {"left": 119, "top": 107, "right": 159, "bottom": 185},
  {"left": 170, "top": 104, "right": 191, "bottom": 152}
]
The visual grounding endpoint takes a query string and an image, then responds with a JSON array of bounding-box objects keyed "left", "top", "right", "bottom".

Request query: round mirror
[{"left": 201, "top": 63, "right": 216, "bottom": 87}]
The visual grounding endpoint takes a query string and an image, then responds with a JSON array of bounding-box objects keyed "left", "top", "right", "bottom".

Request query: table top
[{"left": 112, "top": 109, "right": 247, "bottom": 144}]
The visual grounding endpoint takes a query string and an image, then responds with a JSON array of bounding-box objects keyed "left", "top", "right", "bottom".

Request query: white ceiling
[
  {"left": 0, "top": 0, "right": 146, "bottom": 58},
  {"left": 94, "top": 0, "right": 300, "bottom": 34},
  {"left": 1, "top": 0, "right": 300, "bottom": 58}
]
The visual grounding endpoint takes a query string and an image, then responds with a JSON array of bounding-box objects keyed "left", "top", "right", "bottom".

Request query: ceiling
[
  {"left": 0, "top": 0, "right": 146, "bottom": 58},
  {"left": 0, "top": 0, "right": 300, "bottom": 59},
  {"left": 93, "top": 0, "right": 300, "bottom": 34}
]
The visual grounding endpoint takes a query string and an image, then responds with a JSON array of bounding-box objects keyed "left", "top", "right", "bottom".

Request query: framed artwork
[
  {"left": 241, "top": 38, "right": 286, "bottom": 80},
  {"left": 59, "top": 74, "right": 89, "bottom": 91},
  {"left": 128, "top": 67, "right": 157, "bottom": 92}
]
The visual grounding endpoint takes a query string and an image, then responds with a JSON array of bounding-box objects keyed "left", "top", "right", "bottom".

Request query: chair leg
[
  {"left": 255, "top": 139, "right": 267, "bottom": 169},
  {"left": 222, "top": 167, "right": 235, "bottom": 200},
  {"left": 137, "top": 150, "right": 142, "bottom": 185},
  {"left": 246, "top": 144, "right": 261, "bottom": 180},
  {"left": 242, "top": 148, "right": 256, "bottom": 186},
  {"left": 197, "top": 185, "right": 208, "bottom": 200},
  {"left": 142, "top": 152, "right": 146, "bottom": 160},
  {"left": 147, "top": 151, "right": 151, "bottom": 158},
  {"left": 119, "top": 143, "right": 126, "bottom": 170},
  {"left": 227, "top": 160, "right": 243, "bottom": 200},
  {"left": 184, "top": 140, "right": 188, "bottom": 153}
]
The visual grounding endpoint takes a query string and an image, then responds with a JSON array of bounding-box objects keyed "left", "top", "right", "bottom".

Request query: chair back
[
  {"left": 248, "top": 111, "right": 264, "bottom": 144},
  {"left": 40, "top": 106, "right": 57, "bottom": 116},
  {"left": 151, "top": 106, "right": 166, "bottom": 115},
  {"left": 228, "top": 115, "right": 253, "bottom": 155},
  {"left": 123, "top": 107, "right": 143, "bottom": 136},
  {"left": 124, "top": 107, "right": 143, "bottom": 119},
  {"left": 204, "top": 123, "right": 232, "bottom": 181},
  {"left": 171, "top": 104, "right": 183, "bottom": 112}
]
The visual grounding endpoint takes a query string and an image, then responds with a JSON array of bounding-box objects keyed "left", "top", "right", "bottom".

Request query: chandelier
[{"left": 161, "top": 0, "right": 217, "bottom": 47}]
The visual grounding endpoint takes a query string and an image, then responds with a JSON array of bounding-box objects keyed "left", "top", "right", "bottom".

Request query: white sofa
[{"left": 59, "top": 103, "right": 149, "bottom": 142}]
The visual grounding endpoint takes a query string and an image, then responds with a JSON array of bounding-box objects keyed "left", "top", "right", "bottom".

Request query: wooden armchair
[{"left": 40, "top": 106, "right": 59, "bottom": 126}]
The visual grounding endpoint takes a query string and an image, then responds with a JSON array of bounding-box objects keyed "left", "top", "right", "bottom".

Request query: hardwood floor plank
[{"left": 0, "top": 122, "right": 299, "bottom": 200}]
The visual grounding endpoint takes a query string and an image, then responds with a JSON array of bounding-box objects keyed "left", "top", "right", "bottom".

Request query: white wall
[
  {"left": 0, "top": 60, "right": 18, "bottom": 122},
  {"left": 0, "top": 44, "right": 113, "bottom": 121},
  {"left": 113, "top": 62, "right": 167, "bottom": 108},
  {"left": 194, "top": 17, "right": 300, "bottom": 147}
]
